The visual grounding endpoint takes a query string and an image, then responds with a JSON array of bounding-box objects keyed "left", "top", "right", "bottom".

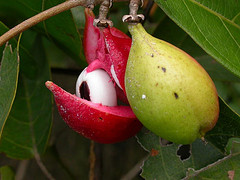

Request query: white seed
[{"left": 76, "top": 68, "right": 117, "bottom": 106}]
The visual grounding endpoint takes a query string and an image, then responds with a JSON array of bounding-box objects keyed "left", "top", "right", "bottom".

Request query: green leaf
[
  {"left": 154, "top": 0, "right": 240, "bottom": 78},
  {"left": 0, "top": 0, "right": 86, "bottom": 66},
  {"left": 42, "top": 0, "right": 85, "bottom": 65},
  {"left": 206, "top": 98, "right": 240, "bottom": 151},
  {"left": 0, "top": 36, "right": 52, "bottom": 159},
  {"left": 137, "top": 98, "right": 240, "bottom": 179},
  {"left": 0, "top": 22, "right": 15, "bottom": 59},
  {"left": 137, "top": 131, "right": 224, "bottom": 179},
  {"left": 0, "top": 44, "right": 19, "bottom": 139},
  {"left": 0, "top": 166, "right": 15, "bottom": 180},
  {"left": 152, "top": 15, "right": 240, "bottom": 82},
  {"left": 186, "top": 138, "right": 240, "bottom": 179}
]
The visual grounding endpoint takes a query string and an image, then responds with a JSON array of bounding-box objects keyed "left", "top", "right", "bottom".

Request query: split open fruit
[{"left": 45, "top": 9, "right": 142, "bottom": 144}]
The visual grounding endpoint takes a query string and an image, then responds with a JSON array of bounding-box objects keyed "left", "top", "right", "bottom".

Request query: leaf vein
[
  {"left": 190, "top": 0, "right": 240, "bottom": 29},
  {"left": 232, "top": 12, "right": 240, "bottom": 22},
  {"left": 181, "top": 0, "right": 237, "bottom": 70},
  {"left": 219, "top": 17, "right": 240, "bottom": 51},
  {"left": 4, "top": 137, "right": 32, "bottom": 151}
]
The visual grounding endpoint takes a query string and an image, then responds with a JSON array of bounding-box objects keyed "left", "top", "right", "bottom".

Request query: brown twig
[
  {"left": 89, "top": 141, "right": 96, "bottom": 180},
  {"left": 0, "top": 0, "right": 83, "bottom": 46},
  {"left": 34, "top": 148, "right": 55, "bottom": 180},
  {"left": 89, "top": 141, "right": 103, "bottom": 180},
  {"left": 0, "top": 0, "right": 131, "bottom": 47},
  {"left": 15, "top": 160, "right": 30, "bottom": 180}
]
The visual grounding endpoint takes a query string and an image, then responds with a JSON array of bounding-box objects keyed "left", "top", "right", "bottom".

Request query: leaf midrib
[
  {"left": 189, "top": 0, "right": 240, "bottom": 29},
  {"left": 181, "top": 0, "right": 240, "bottom": 73},
  {"left": 22, "top": 77, "right": 38, "bottom": 155}
]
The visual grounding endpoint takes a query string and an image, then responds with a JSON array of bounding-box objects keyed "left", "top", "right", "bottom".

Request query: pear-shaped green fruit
[{"left": 125, "top": 23, "right": 219, "bottom": 144}]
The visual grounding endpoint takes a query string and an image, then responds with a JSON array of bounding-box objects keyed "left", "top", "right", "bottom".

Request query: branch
[
  {"left": 0, "top": 0, "right": 83, "bottom": 46},
  {"left": 89, "top": 141, "right": 103, "bottom": 180},
  {"left": 0, "top": 1, "right": 83, "bottom": 46},
  {"left": 34, "top": 150, "right": 55, "bottom": 180},
  {"left": 16, "top": 160, "right": 30, "bottom": 180},
  {"left": 0, "top": 0, "right": 131, "bottom": 47}
]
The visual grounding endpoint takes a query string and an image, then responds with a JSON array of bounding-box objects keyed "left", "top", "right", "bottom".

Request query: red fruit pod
[
  {"left": 83, "top": 8, "right": 100, "bottom": 64},
  {"left": 83, "top": 8, "right": 132, "bottom": 102},
  {"left": 103, "top": 28, "right": 132, "bottom": 92},
  {"left": 45, "top": 81, "right": 142, "bottom": 144}
]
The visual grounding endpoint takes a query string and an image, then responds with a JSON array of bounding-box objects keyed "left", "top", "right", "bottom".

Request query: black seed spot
[
  {"left": 99, "top": 117, "right": 103, "bottom": 120},
  {"left": 177, "top": 144, "right": 191, "bottom": 161},
  {"left": 80, "top": 81, "right": 90, "bottom": 101},
  {"left": 174, "top": 92, "right": 179, "bottom": 99},
  {"left": 161, "top": 67, "right": 166, "bottom": 73},
  {"left": 151, "top": 54, "right": 154, "bottom": 57}
]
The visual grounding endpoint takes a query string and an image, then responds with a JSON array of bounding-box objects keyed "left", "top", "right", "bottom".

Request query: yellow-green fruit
[{"left": 125, "top": 23, "right": 219, "bottom": 144}]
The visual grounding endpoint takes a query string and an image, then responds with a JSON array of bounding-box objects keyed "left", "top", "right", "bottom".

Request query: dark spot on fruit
[
  {"left": 174, "top": 92, "right": 179, "bottom": 99},
  {"left": 99, "top": 117, "right": 103, "bottom": 120},
  {"left": 161, "top": 67, "right": 166, "bottom": 73},
  {"left": 160, "top": 138, "right": 173, "bottom": 147},
  {"left": 177, "top": 144, "right": 191, "bottom": 161},
  {"left": 80, "top": 81, "right": 90, "bottom": 101},
  {"left": 155, "top": 83, "right": 159, "bottom": 87},
  {"left": 150, "top": 148, "right": 159, "bottom": 156},
  {"left": 157, "top": 66, "right": 160, "bottom": 68},
  {"left": 151, "top": 54, "right": 154, "bottom": 57}
]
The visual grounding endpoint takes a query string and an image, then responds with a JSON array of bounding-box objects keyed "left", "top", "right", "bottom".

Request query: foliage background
[{"left": 0, "top": 0, "right": 240, "bottom": 179}]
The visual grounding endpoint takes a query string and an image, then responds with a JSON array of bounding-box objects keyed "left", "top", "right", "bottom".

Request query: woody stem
[{"left": 0, "top": 0, "right": 128, "bottom": 46}]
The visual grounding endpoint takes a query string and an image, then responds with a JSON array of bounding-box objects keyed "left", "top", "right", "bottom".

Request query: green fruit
[{"left": 125, "top": 23, "right": 219, "bottom": 144}]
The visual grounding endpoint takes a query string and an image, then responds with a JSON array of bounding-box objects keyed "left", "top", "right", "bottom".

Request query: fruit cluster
[
  {"left": 45, "top": 9, "right": 142, "bottom": 144},
  {"left": 46, "top": 9, "right": 219, "bottom": 145}
]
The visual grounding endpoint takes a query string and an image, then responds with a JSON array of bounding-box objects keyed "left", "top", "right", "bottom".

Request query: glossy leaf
[
  {"left": 0, "top": 0, "right": 85, "bottom": 66},
  {"left": 0, "top": 44, "right": 19, "bottom": 139},
  {"left": 137, "top": 131, "right": 224, "bottom": 179},
  {"left": 0, "top": 36, "right": 52, "bottom": 159},
  {"left": 152, "top": 14, "right": 240, "bottom": 82},
  {"left": 186, "top": 138, "right": 240, "bottom": 179},
  {"left": 0, "top": 22, "right": 14, "bottom": 59},
  {"left": 155, "top": 0, "right": 240, "bottom": 78}
]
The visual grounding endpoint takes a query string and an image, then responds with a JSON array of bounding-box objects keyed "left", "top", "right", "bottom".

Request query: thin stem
[
  {"left": 89, "top": 141, "right": 102, "bottom": 180},
  {"left": 89, "top": 141, "right": 96, "bottom": 180},
  {"left": 34, "top": 150, "right": 55, "bottom": 180},
  {"left": 15, "top": 160, "right": 30, "bottom": 180},
  {"left": 0, "top": 0, "right": 85, "bottom": 46},
  {"left": 0, "top": 0, "right": 130, "bottom": 47},
  {"left": 50, "top": 145, "right": 76, "bottom": 180}
]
